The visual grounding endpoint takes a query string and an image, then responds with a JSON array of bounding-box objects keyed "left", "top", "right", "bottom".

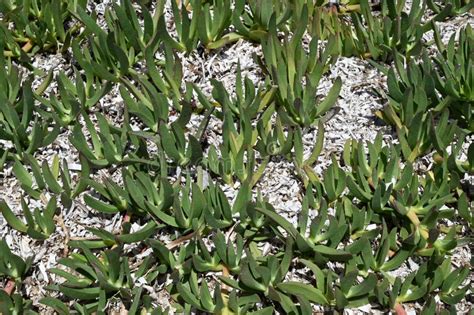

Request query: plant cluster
[
  {"left": 0, "top": 0, "right": 472, "bottom": 314},
  {"left": 0, "top": 0, "right": 86, "bottom": 59}
]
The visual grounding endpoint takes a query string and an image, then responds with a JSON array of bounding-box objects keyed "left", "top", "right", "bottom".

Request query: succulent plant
[
  {"left": 0, "top": 56, "right": 59, "bottom": 156},
  {"left": 427, "top": 0, "right": 474, "bottom": 18},
  {"left": 350, "top": 0, "right": 429, "bottom": 61},
  {"left": 232, "top": 0, "right": 292, "bottom": 42},
  {"left": 258, "top": 6, "right": 341, "bottom": 127},
  {"left": 0, "top": 0, "right": 86, "bottom": 58},
  {"left": 432, "top": 24, "right": 474, "bottom": 131},
  {"left": 0, "top": 0, "right": 472, "bottom": 312},
  {"left": 0, "top": 196, "right": 58, "bottom": 240}
]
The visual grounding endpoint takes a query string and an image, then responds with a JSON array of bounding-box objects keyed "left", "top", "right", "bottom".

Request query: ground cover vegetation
[{"left": 0, "top": 0, "right": 473, "bottom": 313}]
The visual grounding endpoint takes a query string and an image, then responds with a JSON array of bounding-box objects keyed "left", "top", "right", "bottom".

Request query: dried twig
[
  {"left": 166, "top": 231, "right": 196, "bottom": 250},
  {"left": 56, "top": 213, "right": 70, "bottom": 257}
]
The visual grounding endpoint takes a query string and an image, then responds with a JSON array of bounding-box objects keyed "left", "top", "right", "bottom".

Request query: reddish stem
[
  {"left": 394, "top": 303, "right": 407, "bottom": 315},
  {"left": 123, "top": 212, "right": 131, "bottom": 224},
  {"left": 3, "top": 279, "right": 15, "bottom": 295}
]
